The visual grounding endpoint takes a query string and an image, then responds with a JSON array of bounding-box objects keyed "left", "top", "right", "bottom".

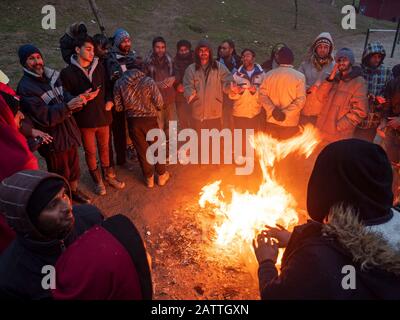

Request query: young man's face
[
  {"left": 36, "top": 187, "right": 75, "bottom": 240},
  {"left": 316, "top": 43, "right": 330, "bottom": 58},
  {"left": 220, "top": 42, "right": 233, "bottom": 58},
  {"left": 242, "top": 51, "right": 255, "bottom": 69},
  {"left": 368, "top": 53, "right": 383, "bottom": 68},
  {"left": 178, "top": 45, "right": 190, "bottom": 56},
  {"left": 95, "top": 44, "right": 109, "bottom": 59},
  {"left": 76, "top": 42, "right": 95, "bottom": 64},
  {"left": 198, "top": 47, "right": 210, "bottom": 65},
  {"left": 25, "top": 53, "right": 44, "bottom": 76},
  {"left": 337, "top": 57, "right": 352, "bottom": 73},
  {"left": 14, "top": 110, "right": 24, "bottom": 129},
  {"left": 119, "top": 38, "right": 132, "bottom": 54},
  {"left": 154, "top": 41, "right": 166, "bottom": 58}
]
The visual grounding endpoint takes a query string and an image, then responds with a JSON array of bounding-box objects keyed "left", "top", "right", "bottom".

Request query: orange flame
[{"left": 198, "top": 124, "right": 320, "bottom": 271}]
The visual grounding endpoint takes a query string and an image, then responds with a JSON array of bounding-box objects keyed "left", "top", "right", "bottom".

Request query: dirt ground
[{"left": 38, "top": 137, "right": 319, "bottom": 300}]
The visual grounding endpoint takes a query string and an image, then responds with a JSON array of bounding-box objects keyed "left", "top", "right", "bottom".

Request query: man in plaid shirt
[{"left": 354, "top": 41, "right": 392, "bottom": 142}]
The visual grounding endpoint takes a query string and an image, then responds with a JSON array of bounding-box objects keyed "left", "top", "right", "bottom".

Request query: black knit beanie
[{"left": 307, "top": 139, "right": 394, "bottom": 225}]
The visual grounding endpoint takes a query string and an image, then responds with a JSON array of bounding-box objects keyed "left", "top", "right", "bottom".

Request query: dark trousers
[
  {"left": 353, "top": 127, "right": 377, "bottom": 142},
  {"left": 80, "top": 126, "right": 110, "bottom": 171},
  {"left": 111, "top": 109, "right": 127, "bottom": 166},
  {"left": 300, "top": 115, "right": 318, "bottom": 126},
  {"left": 176, "top": 96, "right": 191, "bottom": 130},
  {"left": 265, "top": 123, "right": 299, "bottom": 140},
  {"left": 127, "top": 116, "right": 166, "bottom": 178},
  {"left": 45, "top": 146, "right": 80, "bottom": 183},
  {"left": 108, "top": 125, "right": 115, "bottom": 167},
  {"left": 233, "top": 114, "right": 262, "bottom": 153},
  {"left": 192, "top": 118, "right": 223, "bottom": 163}
]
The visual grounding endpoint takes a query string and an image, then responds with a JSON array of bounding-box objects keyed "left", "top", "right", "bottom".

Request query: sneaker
[
  {"left": 71, "top": 189, "right": 92, "bottom": 204},
  {"left": 157, "top": 171, "right": 170, "bottom": 186},
  {"left": 104, "top": 167, "right": 126, "bottom": 189},
  {"left": 146, "top": 175, "right": 155, "bottom": 188},
  {"left": 94, "top": 181, "right": 106, "bottom": 196}
]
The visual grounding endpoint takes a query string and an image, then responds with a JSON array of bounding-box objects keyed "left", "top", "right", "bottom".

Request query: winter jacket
[
  {"left": 17, "top": 67, "right": 81, "bottom": 154},
  {"left": 145, "top": 53, "right": 175, "bottom": 105},
  {"left": 259, "top": 65, "right": 306, "bottom": 127},
  {"left": 361, "top": 42, "right": 392, "bottom": 98},
  {"left": 315, "top": 67, "right": 368, "bottom": 143},
  {"left": 299, "top": 32, "right": 335, "bottom": 117},
  {"left": 0, "top": 170, "right": 104, "bottom": 300},
  {"left": 60, "top": 56, "right": 112, "bottom": 128},
  {"left": 358, "top": 42, "right": 393, "bottom": 129},
  {"left": 53, "top": 214, "right": 153, "bottom": 300},
  {"left": 298, "top": 32, "right": 335, "bottom": 89},
  {"left": 114, "top": 69, "right": 164, "bottom": 118},
  {"left": 106, "top": 46, "right": 141, "bottom": 83},
  {"left": 229, "top": 64, "right": 265, "bottom": 118},
  {"left": 183, "top": 61, "right": 232, "bottom": 121},
  {"left": 218, "top": 54, "right": 241, "bottom": 74},
  {"left": 259, "top": 206, "right": 400, "bottom": 300}
]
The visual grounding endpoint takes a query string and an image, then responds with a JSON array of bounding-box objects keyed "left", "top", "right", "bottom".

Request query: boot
[
  {"left": 146, "top": 175, "right": 154, "bottom": 188},
  {"left": 103, "top": 167, "right": 126, "bottom": 189},
  {"left": 71, "top": 189, "right": 92, "bottom": 204},
  {"left": 89, "top": 167, "right": 106, "bottom": 196}
]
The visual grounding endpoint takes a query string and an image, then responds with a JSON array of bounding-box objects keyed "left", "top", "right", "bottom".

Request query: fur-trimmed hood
[{"left": 323, "top": 205, "right": 400, "bottom": 276}]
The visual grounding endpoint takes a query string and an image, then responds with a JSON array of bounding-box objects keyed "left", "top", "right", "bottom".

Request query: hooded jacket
[
  {"left": 183, "top": 41, "right": 232, "bottom": 121},
  {"left": 114, "top": 69, "right": 164, "bottom": 118},
  {"left": 259, "top": 139, "right": 400, "bottom": 300},
  {"left": 361, "top": 42, "right": 392, "bottom": 98},
  {"left": 53, "top": 214, "right": 153, "bottom": 300},
  {"left": 0, "top": 170, "right": 104, "bottom": 299},
  {"left": 60, "top": 55, "right": 112, "bottom": 128},
  {"left": 299, "top": 32, "right": 336, "bottom": 117},
  {"left": 17, "top": 67, "right": 81, "bottom": 154},
  {"left": 315, "top": 67, "right": 368, "bottom": 143},
  {"left": 299, "top": 32, "right": 335, "bottom": 89},
  {"left": 230, "top": 64, "right": 265, "bottom": 118}
]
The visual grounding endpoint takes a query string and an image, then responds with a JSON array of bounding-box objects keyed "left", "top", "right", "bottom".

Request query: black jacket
[
  {"left": 0, "top": 204, "right": 104, "bottom": 300},
  {"left": 60, "top": 56, "right": 112, "bottom": 128},
  {"left": 258, "top": 206, "right": 400, "bottom": 300},
  {"left": 17, "top": 68, "right": 81, "bottom": 154}
]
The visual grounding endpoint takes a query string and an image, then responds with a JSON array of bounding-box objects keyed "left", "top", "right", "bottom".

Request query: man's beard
[{"left": 32, "top": 65, "right": 44, "bottom": 76}]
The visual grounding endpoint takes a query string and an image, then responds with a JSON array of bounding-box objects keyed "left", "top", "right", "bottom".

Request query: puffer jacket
[
  {"left": 113, "top": 69, "right": 164, "bottom": 118},
  {"left": 259, "top": 65, "right": 306, "bottom": 127},
  {"left": 229, "top": 64, "right": 265, "bottom": 118},
  {"left": 316, "top": 66, "right": 368, "bottom": 143},
  {"left": 0, "top": 170, "right": 104, "bottom": 300},
  {"left": 183, "top": 61, "right": 232, "bottom": 121},
  {"left": 259, "top": 206, "right": 400, "bottom": 300}
]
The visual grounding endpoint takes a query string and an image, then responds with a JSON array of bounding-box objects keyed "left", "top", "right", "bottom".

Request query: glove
[{"left": 272, "top": 107, "right": 286, "bottom": 122}]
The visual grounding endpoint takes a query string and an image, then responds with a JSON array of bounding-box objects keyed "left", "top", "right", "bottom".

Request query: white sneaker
[
  {"left": 146, "top": 175, "right": 154, "bottom": 188},
  {"left": 158, "top": 171, "right": 170, "bottom": 186}
]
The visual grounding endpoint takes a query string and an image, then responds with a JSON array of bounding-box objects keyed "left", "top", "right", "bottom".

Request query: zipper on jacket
[{"left": 60, "top": 240, "right": 66, "bottom": 252}]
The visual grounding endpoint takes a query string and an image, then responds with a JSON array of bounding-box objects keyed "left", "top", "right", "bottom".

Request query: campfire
[{"left": 198, "top": 124, "right": 320, "bottom": 277}]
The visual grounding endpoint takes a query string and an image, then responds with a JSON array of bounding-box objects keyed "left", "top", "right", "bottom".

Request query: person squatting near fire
[
  {"left": 298, "top": 32, "right": 335, "bottom": 126},
  {"left": 355, "top": 41, "right": 392, "bottom": 142},
  {"left": 60, "top": 35, "right": 125, "bottom": 196},
  {"left": 253, "top": 139, "right": 400, "bottom": 299},
  {"left": 0, "top": 170, "right": 104, "bottom": 299}
]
